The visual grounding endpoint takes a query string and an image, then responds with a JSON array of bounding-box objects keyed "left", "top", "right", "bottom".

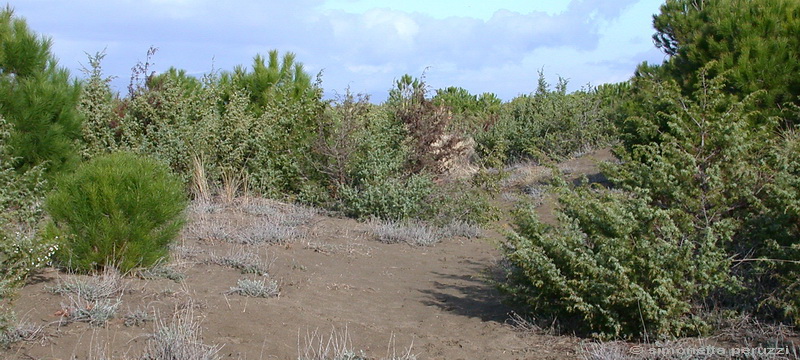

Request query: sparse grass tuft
[
  {"left": 368, "top": 219, "right": 440, "bottom": 246},
  {"left": 226, "top": 278, "right": 280, "bottom": 298},
  {"left": 124, "top": 307, "right": 154, "bottom": 327},
  {"left": 142, "top": 304, "right": 220, "bottom": 360},
  {"left": 298, "top": 326, "right": 416, "bottom": 360},
  {"left": 209, "top": 246, "right": 273, "bottom": 276},
  {"left": 0, "top": 320, "right": 47, "bottom": 347},
  {"left": 57, "top": 294, "right": 120, "bottom": 326},
  {"left": 138, "top": 264, "right": 186, "bottom": 283},
  {"left": 49, "top": 267, "right": 124, "bottom": 302}
]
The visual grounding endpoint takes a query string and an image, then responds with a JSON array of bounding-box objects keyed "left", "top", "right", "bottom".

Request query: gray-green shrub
[
  {"left": 46, "top": 152, "right": 187, "bottom": 273},
  {"left": 476, "top": 72, "right": 614, "bottom": 164}
]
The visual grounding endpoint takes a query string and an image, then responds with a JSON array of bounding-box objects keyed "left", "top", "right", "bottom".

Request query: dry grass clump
[
  {"left": 234, "top": 221, "right": 307, "bottom": 245},
  {"left": 184, "top": 198, "right": 314, "bottom": 245},
  {"left": 298, "top": 326, "right": 416, "bottom": 360},
  {"left": 441, "top": 220, "right": 483, "bottom": 239},
  {"left": 240, "top": 197, "right": 317, "bottom": 223},
  {"left": 141, "top": 304, "right": 221, "bottom": 360},
  {"left": 0, "top": 320, "right": 48, "bottom": 347},
  {"left": 506, "top": 311, "right": 545, "bottom": 335},
  {"left": 138, "top": 264, "right": 186, "bottom": 283},
  {"left": 579, "top": 314, "right": 800, "bottom": 360},
  {"left": 711, "top": 313, "right": 797, "bottom": 349},
  {"left": 187, "top": 200, "right": 223, "bottom": 215},
  {"left": 49, "top": 267, "right": 124, "bottom": 302},
  {"left": 580, "top": 341, "right": 635, "bottom": 360},
  {"left": 226, "top": 278, "right": 280, "bottom": 298},
  {"left": 368, "top": 219, "right": 440, "bottom": 246},
  {"left": 49, "top": 268, "right": 124, "bottom": 327},
  {"left": 209, "top": 246, "right": 274, "bottom": 276},
  {"left": 124, "top": 307, "right": 154, "bottom": 327},
  {"left": 57, "top": 294, "right": 120, "bottom": 326}
]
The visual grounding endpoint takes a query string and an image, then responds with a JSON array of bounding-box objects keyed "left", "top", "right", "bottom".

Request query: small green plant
[{"left": 46, "top": 152, "right": 188, "bottom": 273}]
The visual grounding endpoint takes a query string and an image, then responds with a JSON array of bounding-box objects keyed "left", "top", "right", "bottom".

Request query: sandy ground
[{"left": 1, "top": 149, "right": 618, "bottom": 360}]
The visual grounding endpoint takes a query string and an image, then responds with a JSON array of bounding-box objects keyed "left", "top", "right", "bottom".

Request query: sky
[{"left": 9, "top": 0, "right": 667, "bottom": 102}]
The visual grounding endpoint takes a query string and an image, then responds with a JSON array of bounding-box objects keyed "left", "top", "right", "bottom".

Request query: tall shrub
[{"left": 78, "top": 51, "right": 120, "bottom": 159}]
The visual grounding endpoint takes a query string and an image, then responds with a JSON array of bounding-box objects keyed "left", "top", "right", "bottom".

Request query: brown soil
[{"left": 1, "top": 149, "right": 618, "bottom": 360}]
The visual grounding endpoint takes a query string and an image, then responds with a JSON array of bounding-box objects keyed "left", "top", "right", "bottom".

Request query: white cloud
[{"left": 10, "top": 0, "right": 666, "bottom": 101}]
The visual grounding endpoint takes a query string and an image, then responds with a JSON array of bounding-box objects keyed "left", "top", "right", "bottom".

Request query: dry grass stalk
[{"left": 191, "top": 153, "right": 211, "bottom": 203}]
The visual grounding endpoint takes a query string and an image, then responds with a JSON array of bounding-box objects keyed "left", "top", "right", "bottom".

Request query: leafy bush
[
  {"left": 46, "top": 152, "right": 187, "bottom": 273},
  {"left": 338, "top": 174, "right": 435, "bottom": 221},
  {"left": 78, "top": 51, "right": 121, "bottom": 159}
]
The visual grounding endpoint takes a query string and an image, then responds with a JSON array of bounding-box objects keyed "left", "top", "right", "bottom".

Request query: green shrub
[
  {"left": 338, "top": 174, "right": 435, "bottom": 221},
  {"left": 433, "top": 86, "right": 501, "bottom": 135},
  {"left": 0, "top": 115, "right": 55, "bottom": 293},
  {"left": 46, "top": 152, "right": 187, "bottom": 273}
]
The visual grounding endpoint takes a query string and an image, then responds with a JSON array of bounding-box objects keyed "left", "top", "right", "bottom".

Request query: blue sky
[{"left": 9, "top": 0, "right": 667, "bottom": 101}]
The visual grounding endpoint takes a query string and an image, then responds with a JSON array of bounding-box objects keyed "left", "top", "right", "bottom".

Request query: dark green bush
[{"left": 46, "top": 152, "right": 187, "bottom": 273}]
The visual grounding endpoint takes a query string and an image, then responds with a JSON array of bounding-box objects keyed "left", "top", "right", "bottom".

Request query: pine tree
[
  {"left": 0, "top": 7, "right": 82, "bottom": 175},
  {"left": 652, "top": 0, "right": 800, "bottom": 117},
  {"left": 222, "top": 49, "right": 313, "bottom": 115}
]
